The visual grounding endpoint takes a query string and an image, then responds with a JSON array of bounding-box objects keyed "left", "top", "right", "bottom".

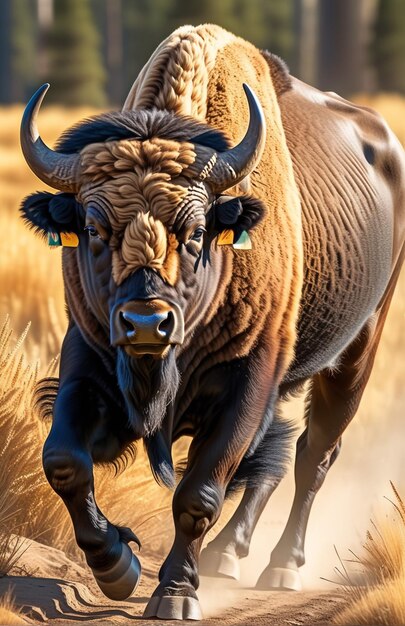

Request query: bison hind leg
[{"left": 199, "top": 408, "right": 296, "bottom": 580}]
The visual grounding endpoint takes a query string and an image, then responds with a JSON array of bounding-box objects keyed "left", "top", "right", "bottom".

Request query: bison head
[{"left": 20, "top": 83, "right": 266, "bottom": 436}]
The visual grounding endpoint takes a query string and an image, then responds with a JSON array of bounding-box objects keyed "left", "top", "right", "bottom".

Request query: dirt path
[{"left": 0, "top": 540, "right": 348, "bottom": 625}]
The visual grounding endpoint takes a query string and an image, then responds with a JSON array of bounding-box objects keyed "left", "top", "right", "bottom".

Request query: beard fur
[{"left": 116, "top": 348, "right": 180, "bottom": 436}]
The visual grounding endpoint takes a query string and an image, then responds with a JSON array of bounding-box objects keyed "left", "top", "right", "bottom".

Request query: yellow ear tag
[
  {"left": 217, "top": 229, "right": 234, "bottom": 246},
  {"left": 233, "top": 230, "right": 252, "bottom": 250},
  {"left": 60, "top": 232, "right": 79, "bottom": 247}
]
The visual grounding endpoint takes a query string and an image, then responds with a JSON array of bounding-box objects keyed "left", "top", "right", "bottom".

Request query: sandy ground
[{"left": 0, "top": 538, "right": 349, "bottom": 625}]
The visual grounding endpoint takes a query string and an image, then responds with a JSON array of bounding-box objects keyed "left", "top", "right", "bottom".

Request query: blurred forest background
[{"left": 1, "top": 0, "right": 405, "bottom": 107}]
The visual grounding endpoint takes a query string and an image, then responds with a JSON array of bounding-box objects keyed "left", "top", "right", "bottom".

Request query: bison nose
[
  {"left": 120, "top": 309, "right": 173, "bottom": 341},
  {"left": 111, "top": 299, "right": 184, "bottom": 354}
]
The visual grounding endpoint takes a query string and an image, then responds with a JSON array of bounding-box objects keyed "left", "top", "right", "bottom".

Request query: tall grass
[
  {"left": 0, "top": 316, "right": 69, "bottom": 559},
  {"left": 0, "top": 104, "right": 99, "bottom": 364},
  {"left": 0, "top": 215, "right": 66, "bottom": 363},
  {"left": 0, "top": 590, "right": 26, "bottom": 625},
  {"left": 334, "top": 484, "right": 405, "bottom": 625}
]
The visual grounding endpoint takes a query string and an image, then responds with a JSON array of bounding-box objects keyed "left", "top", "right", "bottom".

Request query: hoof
[
  {"left": 256, "top": 566, "right": 302, "bottom": 591},
  {"left": 143, "top": 595, "right": 202, "bottom": 620},
  {"left": 91, "top": 543, "right": 141, "bottom": 600},
  {"left": 199, "top": 549, "right": 240, "bottom": 580}
]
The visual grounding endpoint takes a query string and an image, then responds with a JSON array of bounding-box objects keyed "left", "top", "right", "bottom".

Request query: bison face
[
  {"left": 80, "top": 164, "right": 264, "bottom": 357},
  {"left": 78, "top": 145, "right": 213, "bottom": 360}
]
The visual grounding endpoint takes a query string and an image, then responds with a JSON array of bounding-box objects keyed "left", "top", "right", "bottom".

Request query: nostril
[
  {"left": 120, "top": 311, "right": 135, "bottom": 333},
  {"left": 158, "top": 311, "right": 173, "bottom": 337}
]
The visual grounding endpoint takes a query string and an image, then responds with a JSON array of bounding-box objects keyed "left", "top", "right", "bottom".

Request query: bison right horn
[
  {"left": 205, "top": 83, "right": 266, "bottom": 193},
  {"left": 20, "top": 83, "right": 80, "bottom": 193}
]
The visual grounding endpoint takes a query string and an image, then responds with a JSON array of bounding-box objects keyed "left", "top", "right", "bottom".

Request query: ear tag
[
  {"left": 60, "top": 232, "right": 79, "bottom": 247},
  {"left": 217, "top": 229, "right": 234, "bottom": 246},
  {"left": 48, "top": 231, "right": 61, "bottom": 247},
  {"left": 48, "top": 231, "right": 79, "bottom": 247},
  {"left": 233, "top": 230, "right": 252, "bottom": 250}
]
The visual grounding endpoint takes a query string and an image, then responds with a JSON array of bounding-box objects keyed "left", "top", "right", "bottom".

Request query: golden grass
[
  {"left": 0, "top": 590, "right": 26, "bottom": 625},
  {"left": 359, "top": 484, "right": 405, "bottom": 585},
  {"left": 334, "top": 484, "right": 405, "bottom": 625},
  {"left": 337, "top": 581, "right": 405, "bottom": 626},
  {"left": 0, "top": 215, "right": 66, "bottom": 363},
  {"left": 0, "top": 316, "right": 69, "bottom": 555},
  {"left": 0, "top": 607, "right": 26, "bottom": 625}
]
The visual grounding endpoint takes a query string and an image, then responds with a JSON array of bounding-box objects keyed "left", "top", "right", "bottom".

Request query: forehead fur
[
  {"left": 79, "top": 137, "right": 197, "bottom": 285},
  {"left": 62, "top": 109, "right": 229, "bottom": 285},
  {"left": 56, "top": 108, "right": 230, "bottom": 155},
  {"left": 79, "top": 137, "right": 197, "bottom": 229}
]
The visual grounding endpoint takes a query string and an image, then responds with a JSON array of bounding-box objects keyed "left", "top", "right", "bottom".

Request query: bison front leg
[
  {"left": 143, "top": 442, "right": 229, "bottom": 620},
  {"left": 43, "top": 327, "right": 140, "bottom": 600},
  {"left": 144, "top": 361, "right": 274, "bottom": 620},
  {"left": 43, "top": 380, "right": 141, "bottom": 599}
]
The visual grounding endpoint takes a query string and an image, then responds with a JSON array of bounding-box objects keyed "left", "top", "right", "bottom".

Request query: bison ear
[
  {"left": 214, "top": 194, "right": 265, "bottom": 232},
  {"left": 20, "top": 191, "right": 84, "bottom": 239}
]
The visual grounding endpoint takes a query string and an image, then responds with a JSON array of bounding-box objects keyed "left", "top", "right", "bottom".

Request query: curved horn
[
  {"left": 206, "top": 84, "right": 266, "bottom": 193},
  {"left": 20, "top": 84, "right": 80, "bottom": 193}
]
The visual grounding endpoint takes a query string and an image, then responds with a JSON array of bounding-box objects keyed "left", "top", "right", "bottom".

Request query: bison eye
[
  {"left": 84, "top": 224, "right": 101, "bottom": 239},
  {"left": 190, "top": 226, "right": 206, "bottom": 242}
]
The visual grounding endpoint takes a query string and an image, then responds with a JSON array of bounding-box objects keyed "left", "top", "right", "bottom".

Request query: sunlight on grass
[{"left": 334, "top": 484, "right": 405, "bottom": 625}]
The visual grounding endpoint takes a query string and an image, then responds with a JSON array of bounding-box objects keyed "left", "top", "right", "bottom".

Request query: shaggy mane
[{"left": 56, "top": 109, "right": 231, "bottom": 154}]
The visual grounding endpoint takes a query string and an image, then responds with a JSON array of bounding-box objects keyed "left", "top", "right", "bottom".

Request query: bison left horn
[
  {"left": 20, "top": 83, "right": 80, "bottom": 193},
  {"left": 206, "top": 83, "right": 266, "bottom": 193}
]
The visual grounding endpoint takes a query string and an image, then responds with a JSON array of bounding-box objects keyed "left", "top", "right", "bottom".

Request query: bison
[{"left": 20, "top": 24, "right": 405, "bottom": 620}]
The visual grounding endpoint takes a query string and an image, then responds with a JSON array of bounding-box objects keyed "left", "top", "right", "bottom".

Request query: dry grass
[
  {"left": 0, "top": 316, "right": 69, "bottom": 555},
  {"left": 0, "top": 590, "right": 26, "bottom": 625},
  {"left": 334, "top": 484, "right": 405, "bottom": 625},
  {"left": 337, "top": 581, "right": 405, "bottom": 626},
  {"left": 358, "top": 483, "right": 405, "bottom": 585},
  {"left": 0, "top": 215, "right": 66, "bottom": 363}
]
